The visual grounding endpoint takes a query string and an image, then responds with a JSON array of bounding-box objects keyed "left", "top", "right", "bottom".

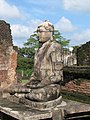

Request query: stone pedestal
[
  {"left": 19, "top": 96, "right": 62, "bottom": 110},
  {"left": 0, "top": 98, "right": 66, "bottom": 120}
]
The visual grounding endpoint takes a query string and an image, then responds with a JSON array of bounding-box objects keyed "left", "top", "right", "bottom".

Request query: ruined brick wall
[
  {"left": 77, "top": 41, "right": 90, "bottom": 66},
  {"left": 62, "top": 80, "right": 90, "bottom": 94},
  {"left": 0, "top": 20, "right": 17, "bottom": 91}
]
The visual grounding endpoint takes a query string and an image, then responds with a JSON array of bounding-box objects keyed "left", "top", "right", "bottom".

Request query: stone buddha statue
[
  {"left": 24, "top": 20, "right": 63, "bottom": 102},
  {"left": 9, "top": 20, "right": 63, "bottom": 106}
]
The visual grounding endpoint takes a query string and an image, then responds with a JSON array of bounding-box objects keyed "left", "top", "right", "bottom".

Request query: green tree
[
  {"left": 72, "top": 45, "right": 80, "bottom": 55},
  {"left": 24, "top": 33, "right": 39, "bottom": 57},
  {"left": 17, "top": 47, "right": 34, "bottom": 78},
  {"left": 53, "top": 30, "right": 70, "bottom": 48},
  {"left": 24, "top": 30, "right": 70, "bottom": 50}
]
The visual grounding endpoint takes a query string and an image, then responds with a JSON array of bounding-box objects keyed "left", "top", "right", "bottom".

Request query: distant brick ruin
[
  {"left": 0, "top": 20, "right": 17, "bottom": 92},
  {"left": 77, "top": 41, "right": 90, "bottom": 66},
  {"left": 62, "top": 80, "right": 90, "bottom": 94}
]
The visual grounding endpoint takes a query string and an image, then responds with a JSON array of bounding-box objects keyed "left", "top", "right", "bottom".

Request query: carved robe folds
[{"left": 25, "top": 40, "right": 63, "bottom": 102}]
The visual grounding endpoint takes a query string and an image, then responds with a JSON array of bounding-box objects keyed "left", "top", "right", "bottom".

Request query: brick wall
[
  {"left": 0, "top": 20, "right": 17, "bottom": 91},
  {"left": 62, "top": 80, "right": 90, "bottom": 94}
]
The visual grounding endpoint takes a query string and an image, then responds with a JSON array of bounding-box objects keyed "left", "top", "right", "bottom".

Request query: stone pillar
[{"left": 0, "top": 20, "right": 17, "bottom": 93}]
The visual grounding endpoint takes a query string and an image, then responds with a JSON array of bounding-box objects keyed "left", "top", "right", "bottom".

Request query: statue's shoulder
[{"left": 50, "top": 40, "right": 62, "bottom": 49}]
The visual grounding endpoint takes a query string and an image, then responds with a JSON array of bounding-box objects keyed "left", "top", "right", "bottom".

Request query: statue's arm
[
  {"left": 49, "top": 49, "right": 63, "bottom": 83},
  {"left": 50, "top": 49, "right": 63, "bottom": 69}
]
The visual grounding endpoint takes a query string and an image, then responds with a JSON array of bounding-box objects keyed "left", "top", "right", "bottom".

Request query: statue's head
[{"left": 37, "top": 20, "right": 54, "bottom": 43}]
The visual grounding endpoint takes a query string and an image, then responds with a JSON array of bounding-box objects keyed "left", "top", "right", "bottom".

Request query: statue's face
[{"left": 37, "top": 27, "right": 53, "bottom": 43}]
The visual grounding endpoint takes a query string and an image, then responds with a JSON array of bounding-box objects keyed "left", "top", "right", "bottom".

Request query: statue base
[{"left": 19, "top": 96, "right": 63, "bottom": 110}]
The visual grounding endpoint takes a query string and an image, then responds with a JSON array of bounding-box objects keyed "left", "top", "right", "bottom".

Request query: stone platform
[
  {"left": 0, "top": 97, "right": 90, "bottom": 120},
  {"left": 63, "top": 99, "right": 90, "bottom": 114},
  {"left": 0, "top": 98, "right": 66, "bottom": 120},
  {"left": 19, "top": 96, "right": 62, "bottom": 110}
]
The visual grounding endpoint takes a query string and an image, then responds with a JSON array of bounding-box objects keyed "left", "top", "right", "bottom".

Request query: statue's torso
[{"left": 34, "top": 40, "right": 63, "bottom": 85}]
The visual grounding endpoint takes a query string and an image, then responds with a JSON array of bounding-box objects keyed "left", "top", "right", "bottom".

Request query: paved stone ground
[
  {"left": 63, "top": 99, "right": 90, "bottom": 114},
  {"left": 0, "top": 97, "right": 90, "bottom": 120}
]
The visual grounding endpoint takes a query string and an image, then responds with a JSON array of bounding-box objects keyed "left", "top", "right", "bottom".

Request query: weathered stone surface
[
  {"left": 0, "top": 98, "right": 90, "bottom": 120},
  {"left": 24, "top": 21, "right": 63, "bottom": 103},
  {"left": 63, "top": 99, "right": 90, "bottom": 114},
  {"left": 0, "top": 98, "right": 66, "bottom": 120},
  {"left": 25, "top": 84, "right": 61, "bottom": 102},
  {"left": 37, "top": 20, "right": 54, "bottom": 43},
  {"left": 63, "top": 49, "right": 77, "bottom": 66},
  {"left": 0, "top": 20, "right": 17, "bottom": 92},
  {"left": 20, "top": 96, "right": 62, "bottom": 110},
  {"left": 33, "top": 40, "right": 63, "bottom": 86},
  {"left": 10, "top": 20, "right": 63, "bottom": 110},
  {"left": 0, "top": 20, "right": 12, "bottom": 48},
  {"left": 52, "top": 108, "right": 63, "bottom": 120},
  {"left": 77, "top": 41, "right": 90, "bottom": 66}
]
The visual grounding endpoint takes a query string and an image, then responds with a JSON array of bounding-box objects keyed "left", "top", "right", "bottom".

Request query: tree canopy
[{"left": 53, "top": 30, "right": 70, "bottom": 48}]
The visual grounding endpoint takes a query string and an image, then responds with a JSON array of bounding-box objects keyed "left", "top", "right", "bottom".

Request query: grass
[{"left": 21, "top": 79, "right": 29, "bottom": 84}]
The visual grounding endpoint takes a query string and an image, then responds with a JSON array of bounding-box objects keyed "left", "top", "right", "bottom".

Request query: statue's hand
[{"left": 26, "top": 80, "right": 41, "bottom": 89}]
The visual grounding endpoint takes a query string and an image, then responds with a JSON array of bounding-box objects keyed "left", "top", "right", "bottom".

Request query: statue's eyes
[
  {"left": 37, "top": 30, "right": 52, "bottom": 33},
  {"left": 37, "top": 30, "right": 43, "bottom": 33}
]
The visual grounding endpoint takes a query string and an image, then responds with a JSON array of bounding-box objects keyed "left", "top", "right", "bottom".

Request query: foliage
[
  {"left": 21, "top": 79, "right": 29, "bottom": 84},
  {"left": 17, "top": 49, "right": 34, "bottom": 79},
  {"left": 53, "top": 30, "right": 70, "bottom": 48},
  {"left": 24, "top": 30, "right": 70, "bottom": 49},
  {"left": 17, "top": 55, "right": 33, "bottom": 70},
  {"left": 24, "top": 33, "right": 39, "bottom": 57},
  {"left": 72, "top": 45, "right": 79, "bottom": 55}
]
